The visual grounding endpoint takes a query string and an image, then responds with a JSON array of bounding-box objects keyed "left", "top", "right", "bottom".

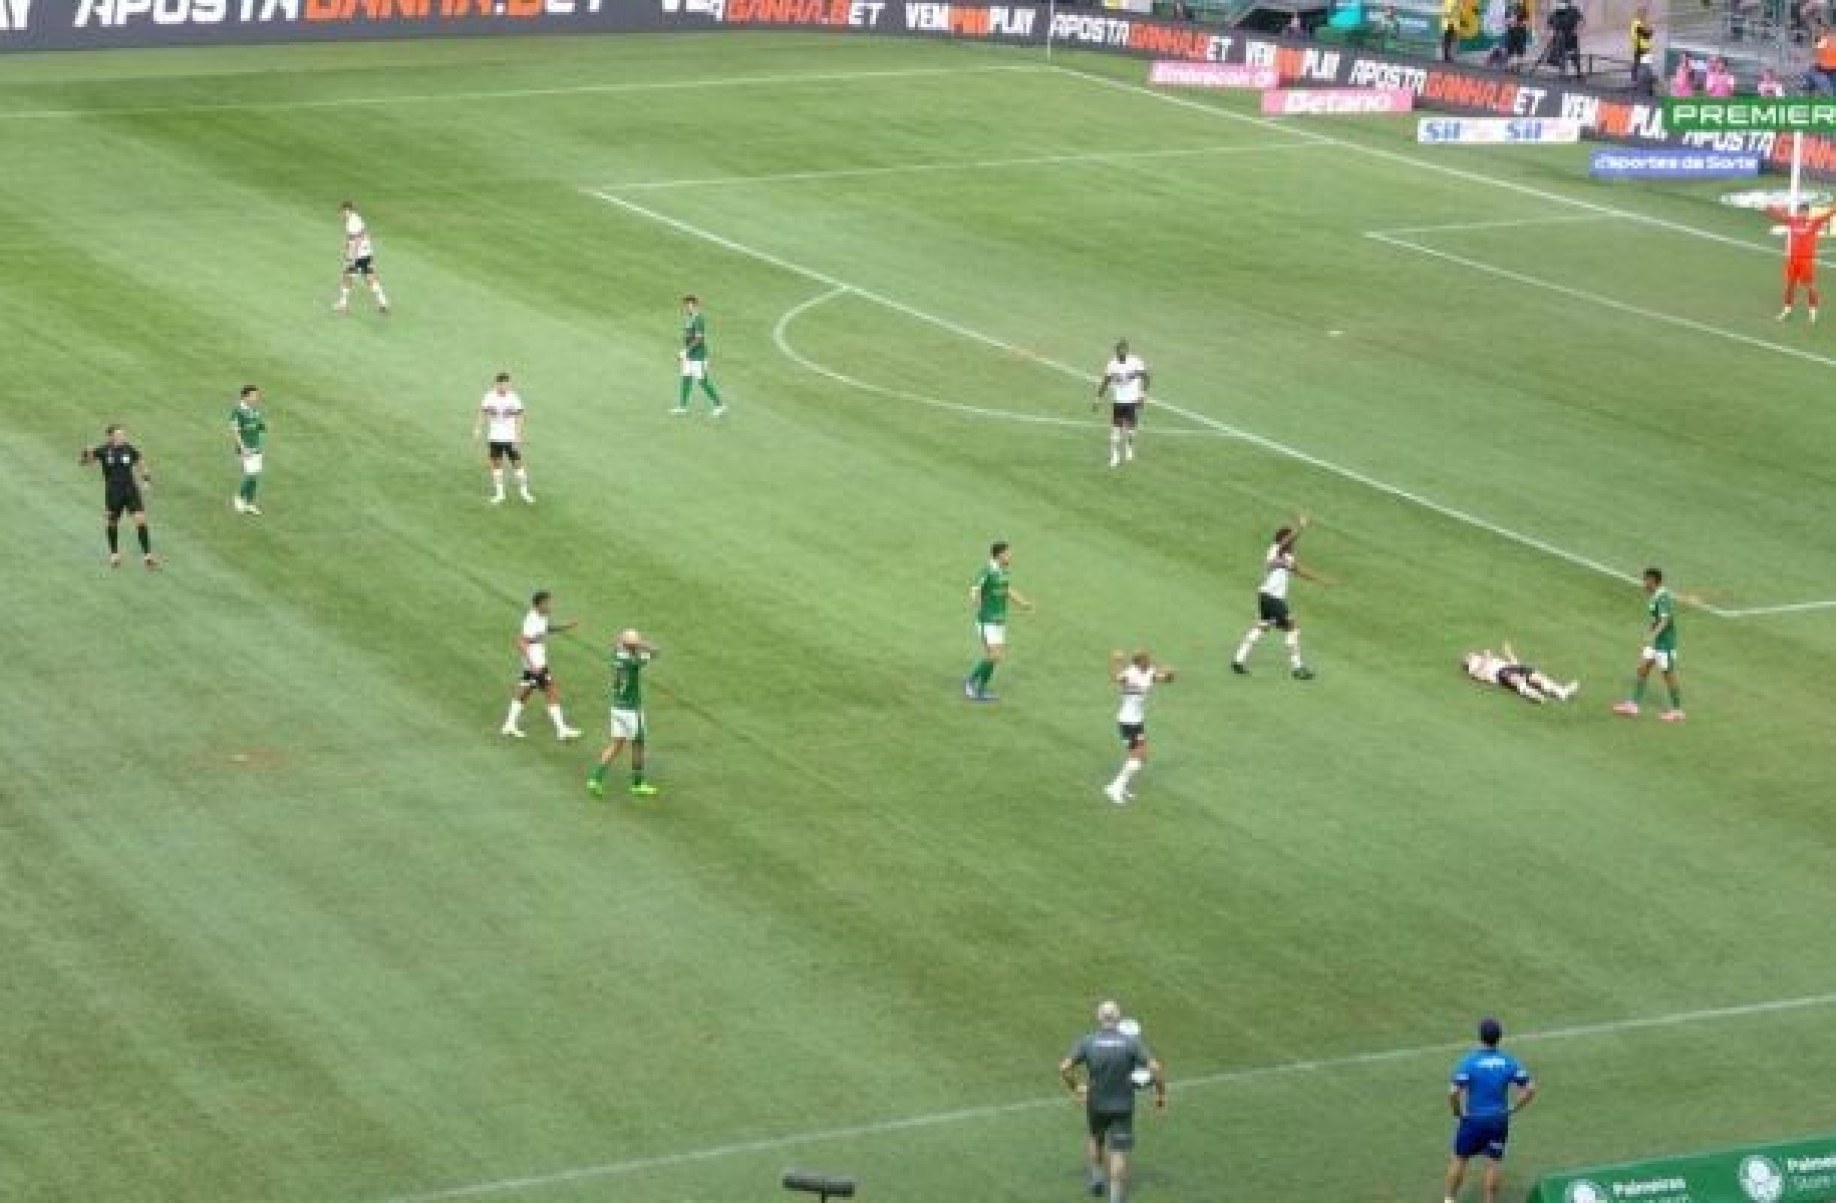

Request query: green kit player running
[
  {"left": 965, "top": 540, "right": 1032, "bottom": 702},
  {"left": 230, "top": 385, "right": 268, "bottom": 516},
  {"left": 671, "top": 294, "right": 726, "bottom": 417},
  {"left": 1613, "top": 567, "right": 1684, "bottom": 722},
  {"left": 589, "top": 628, "right": 659, "bottom": 797}
]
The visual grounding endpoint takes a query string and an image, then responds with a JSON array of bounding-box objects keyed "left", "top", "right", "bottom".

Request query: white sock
[
  {"left": 491, "top": 468, "right": 504, "bottom": 496},
  {"left": 372, "top": 282, "right": 389, "bottom": 307},
  {"left": 504, "top": 699, "right": 524, "bottom": 728},
  {"left": 1124, "top": 432, "right": 1136, "bottom": 458},
  {"left": 337, "top": 286, "right": 350, "bottom": 306},
  {"left": 1234, "top": 628, "right": 1262, "bottom": 663},
  {"left": 547, "top": 703, "right": 567, "bottom": 733},
  {"left": 1110, "top": 759, "right": 1142, "bottom": 791},
  {"left": 1285, "top": 629, "right": 1303, "bottom": 667},
  {"left": 515, "top": 468, "right": 530, "bottom": 493},
  {"left": 1108, "top": 429, "right": 1121, "bottom": 460}
]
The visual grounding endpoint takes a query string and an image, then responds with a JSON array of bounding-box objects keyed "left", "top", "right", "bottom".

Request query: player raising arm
[
  {"left": 500, "top": 590, "right": 582, "bottom": 741},
  {"left": 1231, "top": 515, "right": 1329, "bottom": 680},
  {"left": 1105, "top": 649, "right": 1176, "bottom": 805},
  {"left": 79, "top": 424, "right": 159, "bottom": 570},
  {"left": 1461, "top": 642, "right": 1577, "bottom": 704},
  {"left": 1768, "top": 200, "right": 1832, "bottom": 322}
]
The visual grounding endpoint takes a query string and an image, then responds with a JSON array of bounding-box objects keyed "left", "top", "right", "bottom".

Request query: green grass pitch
[{"left": 4, "top": 29, "right": 1836, "bottom": 1203}]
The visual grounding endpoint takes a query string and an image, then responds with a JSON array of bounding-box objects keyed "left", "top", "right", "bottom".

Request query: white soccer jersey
[
  {"left": 1115, "top": 664, "right": 1156, "bottom": 724},
  {"left": 1259, "top": 544, "right": 1295, "bottom": 599},
  {"left": 481, "top": 390, "right": 525, "bottom": 443},
  {"left": 1466, "top": 652, "right": 1509, "bottom": 683},
  {"left": 520, "top": 609, "right": 550, "bottom": 670},
  {"left": 344, "top": 211, "right": 374, "bottom": 260},
  {"left": 1105, "top": 355, "right": 1147, "bottom": 404}
]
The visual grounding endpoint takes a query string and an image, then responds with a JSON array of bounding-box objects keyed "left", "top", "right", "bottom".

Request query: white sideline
[
  {"left": 603, "top": 140, "right": 1322, "bottom": 191},
  {"left": 773, "top": 286, "right": 1230, "bottom": 438},
  {"left": 0, "top": 64, "right": 1045, "bottom": 121},
  {"left": 1365, "top": 229, "right": 1836, "bottom": 376},
  {"left": 1370, "top": 214, "right": 1622, "bottom": 237},
  {"left": 585, "top": 187, "right": 1660, "bottom": 599},
  {"left": 375, "top": 988, "right": 1836, "bottom": 1202}
]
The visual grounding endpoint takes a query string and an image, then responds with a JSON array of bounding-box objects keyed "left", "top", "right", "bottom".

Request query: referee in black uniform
[{"left": 79, "top": 424, "right": 159, "bottom": 569}]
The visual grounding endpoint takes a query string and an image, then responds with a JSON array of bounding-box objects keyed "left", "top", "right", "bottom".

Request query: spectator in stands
[
  {"left": 1504, "top": 0, "right": 1531, "bottom": 68},
  {"left": 1758, "top": 64, "right": 1787, "bottom": 95},
  {"left": 1670, "top": 55, "right": 1696, "bottom": 94},
  {"left": 1441, "top": 0, "right": 1461, "bottom": 60},
  {"left": 1704, "top": 55, "right": 1738, "bottom": 94},
  {"left": 1374, "top": 4, "right": 1403, "bottom": 49},
  {"left": 1283, "top": 11, "right": 1308, "bottom": 38},
  {"left": 1812, "top": 20, "right": 1836, "bottom": 93},
  {"left": 1545, "top": 0, "right": 1585, "bottom": 77},
  {"left": 1629, "top": 5, "right": 1656, "bottom": 77},
  {"left": 1170, "top": 0, "right": 1197, "bottom": 18}
]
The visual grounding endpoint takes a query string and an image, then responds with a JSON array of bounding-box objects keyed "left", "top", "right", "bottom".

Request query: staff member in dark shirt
[
  {"left": 1060, "top": 1001, "right": 1167, "bottom": 1202},
  {"left": 79, "top": 424, "right": 159, "bottom": 569}
]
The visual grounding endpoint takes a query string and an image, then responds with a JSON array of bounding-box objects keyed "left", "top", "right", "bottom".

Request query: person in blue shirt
[{"left": 1444, "top": 1017, "right": 1537, "bottom": 1203}]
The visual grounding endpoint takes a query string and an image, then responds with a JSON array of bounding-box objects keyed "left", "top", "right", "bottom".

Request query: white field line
[
  {"left": 0, "top": 63, "right": 1045, "bottom": 121},
  {"left": 1370, "top": 214, "right": 1623, "bottom": 237},
  {"left": 1712, "top": 597, "right": 1836, "bottom": 617},
  {"left": 773, "top": 286, "right": 1230, "bottom": 438},
  {"left": 603, "top": 139, "right": 1322, "bottom": 191},
  {"left": 586, "top": 187, "right": 1663, "bottom": 601},
  {"left": 1365, "top": 230, "right": 1836, "bottom": 379},
  {"left": 375, "top": 988, "right": 1836, "bottom": 1203},
  {"left": 1052, "top": 65, "right": 1836, "bottom": 269}
]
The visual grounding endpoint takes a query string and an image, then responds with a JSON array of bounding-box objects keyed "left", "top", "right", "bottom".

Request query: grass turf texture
[{"left": 4, "top": 30, "right": 1836, "bottom": 1203}]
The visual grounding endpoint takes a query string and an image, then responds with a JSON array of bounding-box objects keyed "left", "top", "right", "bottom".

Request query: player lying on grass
[{"left": 1461, "top": 643, "right": 1577, "bottom": 704}]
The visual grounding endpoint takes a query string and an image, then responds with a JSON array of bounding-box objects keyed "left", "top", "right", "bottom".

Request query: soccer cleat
[
  {"left": 143, "top": 555, "right": 161, "bottom": 571},
  {"left": 379, "top": 304, "right": 390, "bottom": 316},
  {"left": 962, "top": 677, "right": 977, "bottom": 699},
  {"left": 499, "top": 724, "right": 525, "bottom": 739},
  {"left": 587, "top": 777, "right": 605, "bottom": 799},
  {"left": 1108, "top": 456, "right": 1120, "bottom": 469},
  {"left": 974, "top": 690, "right": 998, "bottom": 702},
  {"left": 1563, "top": 680, "right": 1581, "bottom": 701},
  {"left": 1660, "top": 709, "right": 1686, "bottom": 723},
  {"left": 1104, "top": 784, "right": 1128, "bottom": 805},
  {"left": 489, "top": 494, "right": 505, "bottom": 505},
  {"left": 711, "top": 405, "right": 727, "bottom": 418},
  {"left": 519, "top": 491, "right": 535, "bottom": 504},
  {"left": 557, "top": 727, "right": 583, "bottom": 742},
  {"left": 233, "top": 496, "right": 247, "bottom": 513},
  {"left": 243, "top": 504, "right": 261, "bottom": 517},
  {"left": 1088, "top": 1173, "right": 1107, "bottom": 1197},
  {"left": 108, "top": 553, "right": 122, "bottom": 569},
  {"left": 1778, "top": 307, "right": 1793, "bottom": 322},
  {"left": 333, "top": 302, "right": 349, "bottom": 315},
  {"left": 1291, "top": 664, "right": 1315, "bottom": 680},
  {"left": 1231, "top": 661, "right": 1248, "bottom": 675},
  {"left": 629, "top": 781, "right": 659, "bottom": 797},
  {"left": 1611, "top": 701, "right": 1640, "bottom": 717},
  {"left": 669, "top": 406, "right": 689, "bottom": 416}
]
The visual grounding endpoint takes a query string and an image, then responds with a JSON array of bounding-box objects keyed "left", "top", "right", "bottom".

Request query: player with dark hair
[
  {"left": 1094, "top": 339, "right": 1150, "bottom": 469},
  {"left": 230, "top": 385, "right": 268, "bottom": 516},
  {"left": 79, "top": 425, "right": 159, "bottom": 569},
  {"left": 472, "top": 372, "right": 534, "bottom": 505},
  {"left": 335, "top": 201, "right": 390, "bottom": 315},
  {"left": 1105, "top": 649, "right": 1176, "bottom": 805},
  {"left": 1767, "top": 199, "right": 1832, "bottom": 323},
  {"left": 672, "top": 294, "right": 726, "bottom": 416},
  {"left": 1444, "top": 1017, "right": 1536, "bottom": 1203},
  {"left": 965, "top": 539, "right": 1033, "bottom": 702},
  {"left": 1613, "top": 567, "right": 1684, "bottom": 721},
  {"left": 500, "top": 590, "right": 582, "bottom": 741},
  {"left": 1231, "top": 515, "right": 1324, "bottom": 679}
]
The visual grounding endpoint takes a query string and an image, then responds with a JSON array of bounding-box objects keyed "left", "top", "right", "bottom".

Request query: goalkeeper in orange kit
[{"left": 1769, "top": 200, "right": 1834, "bottom": 322}]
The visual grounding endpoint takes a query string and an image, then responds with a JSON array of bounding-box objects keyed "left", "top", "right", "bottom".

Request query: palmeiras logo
[
  {"left": 0, "top": 0, "right": 30, "bottom": 33},
  {"left": 1739, "top": 1155, "right": 1786, "bottom": 1203},
  {"left": 1564, "top": 1183, "right": 1609, "bottom": 1203}
]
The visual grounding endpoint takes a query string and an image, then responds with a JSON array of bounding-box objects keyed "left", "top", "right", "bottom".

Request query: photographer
[{"left": 1545, "top": 0, "right": 1585, "bottom": 78}]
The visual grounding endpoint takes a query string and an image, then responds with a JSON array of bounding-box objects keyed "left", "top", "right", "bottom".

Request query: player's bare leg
[
  {"left": 1084, "top": 1135, "right": 1106, "bottom": 1196},
  {"left": 1231, "top": 623, "right": 1265, "bottom": 673},
  {"left": 1444, "top": 1153, "right": 1469, "bottom": 1203},
  {"left": 1481, "top": 1158, "right": 1504, "bottom": 1203},
  {"left": 335, "top": 270, "right": 354, "bottom": 314},
  {"left": 1614, "top": 660, "right": 1654, "bottom": 716},
  {"left": 1659, "top": 668, "right": 1684, "bottom": 721},
  {"left": 368, "top": 272, "right": 390, "bottom": 315},
  {"left": 1810, "top": 283, "right": 1821, "bottom": 323},
  {"left": 588, "top": 737, "right": 628, "bottom": 798},
  {"left": 1105, "top": 1146, "right": 1131, "bottom": 1203},
  {"left": 488, "top": 451, "right": 506, "bottom": 504},
  {"left": 1780, "top": 279, "right": 1798, "bottom": 321}
]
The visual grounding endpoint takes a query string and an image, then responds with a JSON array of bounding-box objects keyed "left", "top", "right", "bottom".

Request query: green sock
[
  {"left": 632, "top": 769, "right": 645, "bottom": 785},
  {"left": 1630, "top": 677, "right": 1647, "bottom": 703},
  {"left": 974, "top": 660, "right": 996, "bottom": 689},
  {"left": 238, "top": 477, "right": 255, "bottom": 502},
  {"left": 1668, "top": 685, "right": 1682, "bottom": 709},
  {"left": 246, "top": 477, "right": 260, "bottom": 502},
  {"left": 589, "top": 762, "right": 607, "bottom": 784},
  {"left": 677, "top": 376, "right": 692, "bottom": 407},
  {"left": 701, "top": 378, "right": 723, "bottom": 406}
]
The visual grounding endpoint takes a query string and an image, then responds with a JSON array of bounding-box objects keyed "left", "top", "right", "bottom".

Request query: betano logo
[
  {"left": 0, "top": 0, "right": 30, "bottom": 32},
  {"left": 1666, "top": 98, "right": 1836, "bottom": 132}
]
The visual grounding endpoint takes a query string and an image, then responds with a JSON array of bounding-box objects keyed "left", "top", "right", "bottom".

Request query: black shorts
[
  {"left": 346, "top": 255, "right": 375, "bottom": 277},
  {"left": 1111, "top": 402, "right": 1141, "bottom": 429},
  {"left": 1117, "top": 722, "right": 1146, "bottom": 749},
  {"left": 518, "top": 667, "right": 553, "bottom": 691},
  {"left": 1088, "top": 1109, "right": 1136, "bottom": 1152},
  {"left": 1496, "top": 664, "right": 1534, "bottom": 688},
  {"left": 488, "top": 441, "right": 522, "bottom": 465},
  {"left": 105, "top": 487, "right": 144, "bottom": 519},
  {"left": 1257, "top": 592, "right": 1293, "bottom": 630},
  {"left": 1505, "top": 26, "right": 1528, "bottom": 53}
]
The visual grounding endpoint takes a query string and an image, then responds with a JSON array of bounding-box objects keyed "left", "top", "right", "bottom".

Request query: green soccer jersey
[
  {"left": 232, "top": 403, "right": 266, "bottom": 452},
  {"left": 1648, "top": 587, "right": 1678, "bottom": 651},
  {"left": 974, "top": 562, "right": 1011, "bottom": 624},
  {"left": 612, "top": 647, "right": 650, "bottom": 709},
  {"left": 682, "top": 311, "right": 708, "bottom": 362}
]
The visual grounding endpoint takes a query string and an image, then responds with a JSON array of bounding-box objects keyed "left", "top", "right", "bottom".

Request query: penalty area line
[{"left": 372, "top": 988, "right": 1836, "bottom": 1203}]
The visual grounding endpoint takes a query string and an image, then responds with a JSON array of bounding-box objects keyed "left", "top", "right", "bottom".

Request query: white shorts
[
  {"left": 679, "top": 354, "right": 706, "bottom": 380},
  {"left": 1640, "top": 647, "right": 1677, "bottom": 672},
  {"left": 241, "top": 452, "right": 264, "bottom": 475},
  {"left": 610, "top": 708, "right": 646, "bottom": 740},
  {"left": 978, "top": 622, "right": 1007, "bottom": 649}
]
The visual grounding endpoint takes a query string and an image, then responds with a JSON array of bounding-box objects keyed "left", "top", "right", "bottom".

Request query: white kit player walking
[
  {"left": 335, "top": 201, "right": 390, "bottom": 315},
  {"left": 1094, "top": 339, "right": 1150, "bottom": 469},
  {"left": 471, "top": 371, "right": 534, "bottom": 504},
  {"left": 1231, "top": 515, "right": 1326, "bottom": 680},
  {"left": 1105, "top": 649, "right": 1176, "bottom": 805},
  {"left": 500, "top": 590, "right": 582, "bottom": 741}
]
